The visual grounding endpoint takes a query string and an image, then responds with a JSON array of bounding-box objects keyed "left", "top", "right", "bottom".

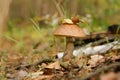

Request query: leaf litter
[
  {"left": 1, "top": 30, "right": 120, "bottom": 80},
  {"left": 22, "top": 43, "right": 120, "bottom": 80}
]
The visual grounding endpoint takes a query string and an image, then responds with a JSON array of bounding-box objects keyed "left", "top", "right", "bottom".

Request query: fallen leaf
[
  {"left": 62, "top": 19, "right": 73, "bottom": 24},
  {"left": 111, "top": 55, "right": 120, "bottom": 61},
  {"left": 27, "top": 71, "right": 44, "bottom": 79},
  {"left": 100, "top": 72, "right": 117, "bottom": 80},
  {"left": 45, "top": 60, "right": 61, "bottom": 69},
  {"left": 34, "top": 75, "right": 54, "bottom": 80},
  {"left": 18, "top": 70, "right": 28, "bottom": 79},
  {"left": 43, "top": 60, "right": 61, "bottom": 75},
  {"left": 88, "top": 55, "right": 105, "bottom": 67}
]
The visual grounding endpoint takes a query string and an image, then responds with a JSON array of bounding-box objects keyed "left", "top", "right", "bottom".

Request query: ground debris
[
  {"left": 1, "top": 32, "right": 120, "bottom": 80},
  {"left": 23, "top": 51, "right": 120, "bottom": 80}
]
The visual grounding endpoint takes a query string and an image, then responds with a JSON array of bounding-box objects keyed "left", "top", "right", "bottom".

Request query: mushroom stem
[{"left": 63, "top": 37, "right": 74, "bottom": 61}]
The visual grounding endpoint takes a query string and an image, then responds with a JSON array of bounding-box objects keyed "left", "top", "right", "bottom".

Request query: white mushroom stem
[{"left": 63, "top": 37, "right": 74, "bottom": 61}]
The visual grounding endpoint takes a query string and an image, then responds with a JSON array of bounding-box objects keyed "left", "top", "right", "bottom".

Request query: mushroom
[{"left": 54, "top": 18, "right": 86, "bottom": 62}]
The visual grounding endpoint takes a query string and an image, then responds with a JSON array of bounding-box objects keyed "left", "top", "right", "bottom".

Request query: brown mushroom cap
[{"left": 54, "top": 24, "right": 86, "bottom": 38}]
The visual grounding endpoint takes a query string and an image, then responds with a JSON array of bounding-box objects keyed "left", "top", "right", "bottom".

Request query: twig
[
  {"left": 75, "top": 33, "right": 120, "bottom": 47},
  {"left": 15, "top": 57, "right": 56, "bottom": 70}
]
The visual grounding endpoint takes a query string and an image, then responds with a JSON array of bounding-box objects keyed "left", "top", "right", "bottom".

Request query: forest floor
[{"left": 0, "top": 23, "right": 120, "bottom": 80}]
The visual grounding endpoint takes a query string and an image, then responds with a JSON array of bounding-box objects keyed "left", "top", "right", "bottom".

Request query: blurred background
[{"left": 0, "top": 0, "right": 120, "bottom": 59}]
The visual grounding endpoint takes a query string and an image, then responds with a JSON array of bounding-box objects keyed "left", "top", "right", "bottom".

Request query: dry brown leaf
[
  {"left": 88, "top": 55, "right": 105, "bottom": 67},
  {"left": 100, "top": 72, "right": 117, "bottom": 80},
  {"left": 7, "top": 54, "right": 24, "bottom": 67},
  {"left": 43, "top": 60, "right": 61, "bottom": 75},
  {"left": 34, "top": 75, "right": 54, "bottom": 80},
  {"left": 111, "top": 55, "right": 120, "bottom": 61},
  {"left": 45, "top": 60, "right": 61, "bottom": 69},
  {"left": 27, "top": 71, "right": 44, "bottom": 79}
]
